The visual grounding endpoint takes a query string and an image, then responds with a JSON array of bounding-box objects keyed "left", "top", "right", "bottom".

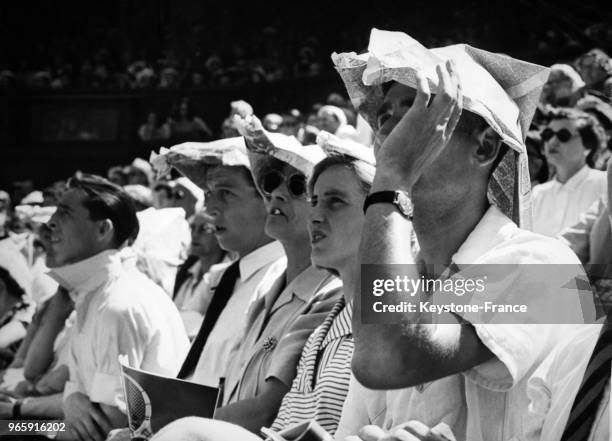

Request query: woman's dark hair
[
  {"left": 308, "top": 155, "right": 375, "bottom": 197},
  {"left": 0, "top": 267, "right": 25, "bottom": 299},
  {"left": 67, "top": 173, "right": 140, "bottom": 246},
  {"left": 545, "top": 107, "right": 607, "bottom": 166}
]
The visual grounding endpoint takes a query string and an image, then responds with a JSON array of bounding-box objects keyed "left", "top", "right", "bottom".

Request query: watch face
[{"left": 396, "top": 192, "right": 412, "bottom": 216}]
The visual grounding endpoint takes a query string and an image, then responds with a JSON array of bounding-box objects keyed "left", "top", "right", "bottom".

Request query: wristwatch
[{"left": 363, "top": 191, "right": 413, "bottom": 219}]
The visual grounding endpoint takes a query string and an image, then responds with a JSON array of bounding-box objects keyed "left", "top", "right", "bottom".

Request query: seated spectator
[
  {"left": 335, "top": 29, "right": 592, "bottom": 441},
  {"left": 7, "top": 174, "right": 189, "bottom": 441},
  {"left": 577, "top": 94, "right": 612, "bottom": 169},
  {"left": 540, "top": 64, "right": 585, "bottom": 107},
  {"left": 168, "top": 98, "right": 213, "bottom": 142},
  {"left": 138, "top": 111, "right": 171, "bottom": 143},
  {"left": 532, "top": 108, "right": 607, "bottom": 236},
  {"left": 262, "top": 113, "right": 283, "bottom": 132},
  {"left": 152, "top": 180, "right": 175, "bottom": 209},
  {"left": 161, "top": 138, "right": 286, "bottom": 390},
  {"left": 173, "top": 210, "right": 228, "bottom": 337},
  {"left": 316, "top": 105, "right": 358, "bottom": 141},
  {"left": 125, "top": 158, "right": 154, "bottom": 187},
  {"left": 172, "top": 177, "right": 204, "bottom": 219},
  {"left": 575, "top": 48, "right": 612, "bottom": 97},
  {"left": 0, "top": 240, "right": 34, "bottom": 369},
  {"left": 526, "top": 161, "right": 612, "bottom": 441}
]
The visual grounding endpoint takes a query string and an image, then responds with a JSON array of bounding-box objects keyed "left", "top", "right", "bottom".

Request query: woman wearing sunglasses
[
  {"left": 206, "top": 118, "right": 343, "bottom": 434},
  {"left": 532, "top": 107, "right": 607, "bottom": 237}
]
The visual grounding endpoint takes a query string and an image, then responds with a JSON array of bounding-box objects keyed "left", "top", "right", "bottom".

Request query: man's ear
[
  {"left": 97, "top": 219, "right": 115, "bottom": 245},
  {"left": 472, "top": 127, "right": 503, "bottom": 168}
]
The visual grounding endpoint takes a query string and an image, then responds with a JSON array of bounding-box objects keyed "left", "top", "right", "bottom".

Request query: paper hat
[
  {"left": 150, "top": 138, "right": 250, "bottom": 188},
  {"left": 316, "top": 131, "right": 376, "bottom": 166},
  {"left": 332, "top": 28, "right": 550, "bottom": 228},
  {"left": 233, "top": 114, "right": 326, "bottom": 177}
]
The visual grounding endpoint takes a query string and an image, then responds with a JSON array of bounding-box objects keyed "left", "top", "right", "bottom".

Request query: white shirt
[
  {"left": 189, "top": 241, "right": 286, "bottom": 387},
  {"left": 174, "top": 259, "right": 232, "bottom": 337},
  {"left": 532, "top": 166, "right": 605, "bottom": 236},
  {"left": 430, "top": 206, "right": 594, "bottom": 441},
  {"left": 49, "top": 250, "right": 190, "bottom": 407},
  {"left": 523, "top": 323, "right": 609, "bottom": 441},
  {"left": 336, "top": 375, "right": 467, "bottom": 440}
]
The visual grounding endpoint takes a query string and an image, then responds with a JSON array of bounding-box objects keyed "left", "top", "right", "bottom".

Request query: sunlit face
[
  {"left": 204, "top": 166, "right": 269, "bottom": 256},
  {"left": 44, "top": 189, "right": 103, "bottom": 268},
  {"left": 543, "top": 118, "right": 585, "bottom": 170},
  {"left": 309, "top": 165, "right": 366, "bottom": 274},
  {"left": 259, "top": 163, "right": 310, "bottom": 245},
  {"left": 189, "top": 211, "right": 221, "bottom": 257},
  {"left": 374, "top": 82, "right": 474, "bottom": 204},
  {"left": 317, "top": 111, "right": 341, "bottom": 134}
]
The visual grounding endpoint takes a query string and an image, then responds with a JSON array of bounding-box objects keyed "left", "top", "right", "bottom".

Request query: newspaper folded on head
[
  {"left": 234, "top": 114, "right": 326, "bottom": 177},
  {"left": 316, "top": 131, "right": 375, "bottom": 166},
  {"left": 332, "top": 28, "right": 550, "bottom": 228},
  {"left": 149, "top": 137, "right": 250, "bottom": 186}
]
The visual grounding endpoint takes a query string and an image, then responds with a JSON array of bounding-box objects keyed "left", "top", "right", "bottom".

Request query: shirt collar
[
  {"left": 47, "top": 249, "right": 122, "bottom": 301},
  {"left": 451, "top": 205, "right": 518, "bottom": 266},
  {"left": 555, "top": 165, "right": 590, "bottom": 190},
  {"left": 239, "top": 240, "right": 285, "bottom": 282},
  {"left": 187, "top": 260, "right": 202, "bottom": 278},
  {"left": 285, "top": 266, "right": 338, "bottom": 303}
]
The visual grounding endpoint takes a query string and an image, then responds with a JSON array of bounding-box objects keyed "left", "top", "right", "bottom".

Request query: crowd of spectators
[{"left": 2, "top": 20, "right": 612, "bottom": 441}]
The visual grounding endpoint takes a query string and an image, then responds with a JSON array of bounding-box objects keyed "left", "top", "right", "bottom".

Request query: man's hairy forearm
[{"left": 354, "top": 204, "right": 428, "bottom": 388}]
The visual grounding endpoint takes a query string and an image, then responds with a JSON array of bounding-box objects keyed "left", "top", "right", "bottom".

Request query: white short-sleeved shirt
[
  {"left": 335, "top": 374, "right": 467, "bottom": 440},
  {"left": 426, "top": 205, "right": 595, "bottom": 441},
  {"left": 189, "top": 241, "right": 286, "bottom": 387},
  {"left": 532, "top": 165, "right": 605, "bottom": 237},
  {"left": 49, "top": 250, "right": 190, "bottom": 408},
  {"left": 523, "top": 323, "right": 609, "bottom": 441}
]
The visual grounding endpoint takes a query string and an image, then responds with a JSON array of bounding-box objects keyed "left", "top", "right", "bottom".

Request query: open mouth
[
  {"left": 311, "top": 230, "right": 326, "bottom": 244},
  {"left": 215, "top": 226, "right": 227, "bottom": 233}
]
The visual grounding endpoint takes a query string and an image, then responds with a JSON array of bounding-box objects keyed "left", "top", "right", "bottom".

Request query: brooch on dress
[{"left": 262, "top": 336, "right": 278, "bottom": 353}]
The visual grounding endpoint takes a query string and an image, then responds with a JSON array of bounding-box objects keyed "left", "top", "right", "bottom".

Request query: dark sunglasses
[
  {"left": 259, "top": 170, "right": 307, "bottom": 198},
  {"left": 541, "top": 128, "right": 576, "bottom": 143}
]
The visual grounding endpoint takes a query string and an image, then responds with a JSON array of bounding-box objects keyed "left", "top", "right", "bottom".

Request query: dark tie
[
  {"left": 560, "top": 320, "right": 612, "bottom": 441},
  {"left": 177, "top": 260, "right": 241, "bottom": 379}
]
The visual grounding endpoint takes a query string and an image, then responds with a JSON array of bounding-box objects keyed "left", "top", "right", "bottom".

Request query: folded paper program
[
  {"left": 234, "top": 114, "right": 326, "bottom": 176},
  {"left": 332, "top": 28, "right": 550, "bottom": 228},
  {"left": 149, "top": 137, "right": 250, "bottom": 179}
]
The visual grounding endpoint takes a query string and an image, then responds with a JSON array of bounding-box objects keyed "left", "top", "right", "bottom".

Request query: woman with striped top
[{"left": 268, "top": 134, "right": 375, "bottom": 436}]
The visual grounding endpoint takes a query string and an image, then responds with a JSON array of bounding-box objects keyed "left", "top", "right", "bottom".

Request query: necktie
[
  {"left": 560, "top": 320, "right": 612, "bottom": 441},
  {"left": 177, "top": 260, "right": 240, "bottom": 379}
]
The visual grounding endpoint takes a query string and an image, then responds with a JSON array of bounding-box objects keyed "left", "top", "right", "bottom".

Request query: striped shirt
[{"left": 270, "top": 298, "right": 353, "bottom": 436}]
